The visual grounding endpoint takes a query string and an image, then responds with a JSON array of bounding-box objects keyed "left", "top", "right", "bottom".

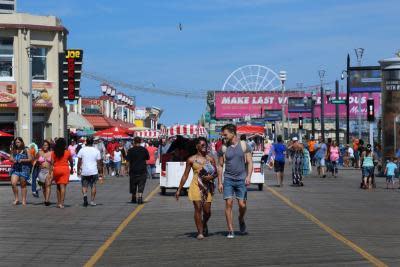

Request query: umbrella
[
  {"left": 94, "top": 127, "right": 130, "bottom": 139},
  {"left": 0, "top": 131, "right": 13, "bottom": 137}
]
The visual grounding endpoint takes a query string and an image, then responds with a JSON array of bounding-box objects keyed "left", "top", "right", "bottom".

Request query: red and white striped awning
[
  {"left": 161, "top": 125, "right": 208, "bottom": 137},
  {"left": 134, "top": 130, "right": 160, "bottom": 139}
]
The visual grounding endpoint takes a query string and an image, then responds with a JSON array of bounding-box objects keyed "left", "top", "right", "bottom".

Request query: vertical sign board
[{"left": 59, "top": 50, "right": 83, "bottom": 102}]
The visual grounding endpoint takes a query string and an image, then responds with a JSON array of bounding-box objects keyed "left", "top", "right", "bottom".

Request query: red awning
[
  {"left": 83, "top": 115, "right": 110, "bottom": 129},
  {"left": 83, "top": 115, "right": 135, "bottom": 130},
  {"left": 237, "top": 125, "right": 265, "bottom": 135}
]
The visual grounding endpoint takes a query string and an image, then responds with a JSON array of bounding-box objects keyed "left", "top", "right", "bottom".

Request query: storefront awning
[
  {"left": 68, "top": 112, "right": 93, "bottom": 130},
  {"left": 83, "top": 115, "right": 110, "bottom": 129},
  {"left": 104, "top": 117, "right": 135, "bottom": 129}
]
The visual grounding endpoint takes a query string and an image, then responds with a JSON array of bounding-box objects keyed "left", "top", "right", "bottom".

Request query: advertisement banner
[
  {"left": 349, "top": 69, "right": 381, "bottom": 93},
  {"left": 81, "top": 98, "right": 103, "bottom": 115},
  {"left": 215, "top": 91, "right": 380, "bottom": 119},
  {"left": 135, "top": 107, "right": 146, "bottom": 120},
  {"left": 0, "top": 82, "right": 16, "bottom": 107},
  {"left": 32, "top": 82, "right": 53, "bottom": 108}
]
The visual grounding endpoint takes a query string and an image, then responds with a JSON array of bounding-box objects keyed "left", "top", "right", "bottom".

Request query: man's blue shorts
[{"left": 223, "top": 178, "right": 247, "bottom": 200}]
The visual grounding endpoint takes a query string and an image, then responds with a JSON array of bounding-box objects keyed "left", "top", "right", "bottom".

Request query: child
[
  {"left": 113, "top": 147, "right": 122, "bottom": 177},
  {"left": 103, "top": 153, "right": 111, "bottom": 176},
  {"left": 384, "top": 157, "right": 398, "bottom": 189}
]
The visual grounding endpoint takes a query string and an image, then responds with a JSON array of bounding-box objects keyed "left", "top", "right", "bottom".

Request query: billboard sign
[
  {"left": 288, "top": 97, "right": 311, "bottom": 113},
  {"left": 81, "top": 98, "right": 103, "bottom": 115},
  {"left": 349, "top": 68, "right": 381, "bottom": 93},
  {"left": 135, "top": 107, "right": 146, "bottom": 120},
  {"left": 264, "top": 109, "right": 282, "bottom": 121},
  {"left": 214, "top": 91, "right": 380, "bottom": 119}
]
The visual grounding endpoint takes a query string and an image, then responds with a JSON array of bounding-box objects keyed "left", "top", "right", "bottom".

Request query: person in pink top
[
  {"left": 146, "top": 142, "right": 158, "bottom": 179},
  {"left": 329, "top": 141, "right": 340, "bottom": 178},
  {"left": 68, "top": 139, "right": 77, "bottom": 158}
]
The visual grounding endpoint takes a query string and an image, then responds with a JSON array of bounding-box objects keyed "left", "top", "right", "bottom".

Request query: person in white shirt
[
  {"left": 113, "top": 146, "right": 122, "bottom": 177},
  {"left": 77, "top": 137, "right": 103, "bottom": 207}
]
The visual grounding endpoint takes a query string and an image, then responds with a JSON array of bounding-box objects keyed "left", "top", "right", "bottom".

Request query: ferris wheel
[{"left": 222, "top": 65, "right": 282, "bottom": 91}]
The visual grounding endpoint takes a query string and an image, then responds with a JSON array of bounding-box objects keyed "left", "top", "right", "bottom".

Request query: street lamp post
[
  {"left": 279, "top": 71, "right": 287, "bottom": 139},
  {"left": 318, "top": 70, "right": 326, "bottom": 142},
  {"left": 26, "top": 46, "right": 34, "bottom": 144},
  {"left": 311, "top": 92, "right": 317, "bottom": 139},
  {"left": 355, "top": 48, "right": 365, "bottom": 139}
]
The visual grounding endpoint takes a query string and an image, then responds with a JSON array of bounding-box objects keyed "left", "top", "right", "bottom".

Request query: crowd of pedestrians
[
  {"left": 6, "top": 126, "right": 400, "bottom": 242},
  {"left": 8, "top": 135, "right": 161, "bottom": 207}
]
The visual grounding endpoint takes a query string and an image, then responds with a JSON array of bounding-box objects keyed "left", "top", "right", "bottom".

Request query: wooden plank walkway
[{"left": 0, "top": 167, "right": 399, "bottom": 266}]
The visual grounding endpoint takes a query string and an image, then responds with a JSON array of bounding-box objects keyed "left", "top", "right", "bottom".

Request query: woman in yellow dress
[{"left": 176, "top": 137, "right": 218, "bottom": 240}]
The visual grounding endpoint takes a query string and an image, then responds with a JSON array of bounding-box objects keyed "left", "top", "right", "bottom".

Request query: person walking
[
  {"left": 10, "top": 137, "right": 33, "bottom": 205},
  {"left": 384, "top": 157, "right": 397, "bottom": 189},
  {"left": 112, "top": 146, "right": 122, "bottom": 177},
  {"left": 314, "top": 137, "right": 327, "bottom": 178},
  {"left": 29, "top": 142, "right": 40, "bottom": 198},
  {"left": 36, "top": 140, "right": 53, "bottom": 206},
  {"left": 51, "top": 138, "right": 73, "bottom": 208},
  {"left": 271, "top": 135, "right": 286, "bottom": 187},
  {"left": 329, "top": 141, "right": 340, "bottom": 177},
  {"left": 126, "top": 137, "right": 149, "bottom": 204},
  {"left": 146, "top": 142, "right": 158, "bottom": 179},
  {"left": 217, "top": 124, "right": 253, "bottom": 239},
  {"left": 77, "top": 137, "right": 103, "bottom": 207},
  {"left": 288, "top": 137, "right": 304, "bottom": 186},
  {"left": 176, "top": 137, "right": 217, "bottom": 240},
  {"left": 360, "top": 144, "right": 376, "bottom": 189}
]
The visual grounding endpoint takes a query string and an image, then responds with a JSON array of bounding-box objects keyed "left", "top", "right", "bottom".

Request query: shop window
[
  {"left": 32, "top": 47, "right": 48, "bottom": 80},
  {"left": 0, "top": 38, "right": 13, "bottom": 79}
]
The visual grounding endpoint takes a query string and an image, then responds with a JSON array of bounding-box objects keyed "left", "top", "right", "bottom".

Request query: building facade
[
  {"left": 0, "top": 13, "right": 68, "bottom": 144},
  {"left": 0, "top": 0, "right": 16, "bottom": 14}
]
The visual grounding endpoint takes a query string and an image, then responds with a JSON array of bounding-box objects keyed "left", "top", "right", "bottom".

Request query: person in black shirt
[{"left": 126, "top": 137, "right": 149, "bottom": 204}]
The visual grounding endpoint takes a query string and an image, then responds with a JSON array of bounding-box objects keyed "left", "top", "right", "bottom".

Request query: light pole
[
  {"left": 311, "top": 92, "right": 317, "bottom": 139},
  {"left": 26, "top": 46, "right": 34, "bottom": 144},
  {"left": 355, "top": 48, "right": 364, "bottom": 139},
  {"left": 279, "top": 70, "right": 287, "bottom": 139},
  {"left": 318, "top": 70, "right": 326, "bottom": 142},
  {"left": 341, "top": 66, "right": 350, "bottom": 144}
]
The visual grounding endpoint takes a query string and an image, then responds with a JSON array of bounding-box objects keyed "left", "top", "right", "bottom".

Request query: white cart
[
  {"left": 160, "top": 162, "right": 193, "bottom": 195},
  {"left": 251, "top": 151, "right": 265, "bottom": 191}
]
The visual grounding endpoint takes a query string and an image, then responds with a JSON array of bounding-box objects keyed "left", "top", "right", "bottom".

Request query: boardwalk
[{"left": 0, "top": 168, "right": 399, "bottom": 266}]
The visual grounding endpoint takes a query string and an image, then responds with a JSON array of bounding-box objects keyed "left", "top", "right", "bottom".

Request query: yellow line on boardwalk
[
  {"left": 267, "top": 187, "right": 387, "bottom": 267},
  {"left": 84, "top": 185, "right": 160, "bottom": 267}
]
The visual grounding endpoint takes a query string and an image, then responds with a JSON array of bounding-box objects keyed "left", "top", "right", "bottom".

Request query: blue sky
[{"left": 19, "top": 0, "right": 400, "bottom": 125}]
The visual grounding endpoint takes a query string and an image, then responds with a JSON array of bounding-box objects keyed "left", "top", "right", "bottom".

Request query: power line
[{"left": 82, "top": 71, "right": 339, "bottom": 99}]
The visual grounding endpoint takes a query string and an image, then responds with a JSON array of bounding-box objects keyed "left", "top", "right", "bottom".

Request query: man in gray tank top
[{"left": 218, "top": 124, "right": 253, "bottom": 239}]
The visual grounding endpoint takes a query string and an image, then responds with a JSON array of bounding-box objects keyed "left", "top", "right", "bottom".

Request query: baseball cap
[{"left": 292, "top": 137, "right": 298, "bottom": 141}]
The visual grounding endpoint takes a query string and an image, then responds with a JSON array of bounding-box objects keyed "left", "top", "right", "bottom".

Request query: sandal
[
  {"left": 203, "top": 225, "right": 209, "bottom": 237},
  {"left": 12, "top": 200, "right": 20, "bottom": 205},
  {"left": 196, "top": 234, "right": 204, "bottom": 240}
]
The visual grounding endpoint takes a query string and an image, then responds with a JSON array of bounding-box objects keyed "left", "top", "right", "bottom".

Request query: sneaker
[
  {"left": 83, "top": 196, "right": 88, "bottom": 207},
  {"left": 138, "top": 197, "right": 143, "bottom": 205},
  {"left": 239, "top": 219, "right": 247, "bottom": 234},
  {"left": 90, "top": 201, "right": 97, "bottom": 206},
  {"left": 32, "top": 192, "right": 39, "bottom": 198},
  {"left": 227, "top": 231, "right": 235, "bottom": 239}
]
